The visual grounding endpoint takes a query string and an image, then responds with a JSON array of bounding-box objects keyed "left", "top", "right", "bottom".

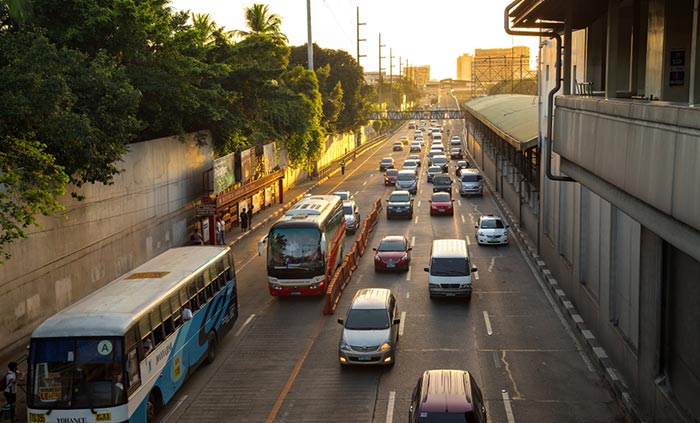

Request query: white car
[
  {"left": 402, "top": 159, "right": 419, "bottom": 175},
  {"left": 450, "top": 135, "right": 462, "bottom": 146},
  {"left": 410, "top": 141, "right": 422, "bottom": 152},
  {"left": 475, "top": 215, "right": 509, "bottom": 245}
]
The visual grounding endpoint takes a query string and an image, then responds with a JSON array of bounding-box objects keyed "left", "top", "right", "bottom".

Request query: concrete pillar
[
  {"left": 689, "top": 0, "right": 700, "bottom": 104},
  {"left": 606, "top": 0, "right": 622, "bottom": 99}
]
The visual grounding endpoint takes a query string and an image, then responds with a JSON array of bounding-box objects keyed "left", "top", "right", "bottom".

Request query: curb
[{"left": 465, "top": 148, "right": 646, "bottom": 423}]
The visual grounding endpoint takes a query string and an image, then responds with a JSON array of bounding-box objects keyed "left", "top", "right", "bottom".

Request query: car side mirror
[
  {"left": 424, "top": 267, "right": 429, "bottom": 272},
  {"left": 506, "top": 225, "right": 510, "bottom": 228},
  {"left": 337, "top": 318, "right": 344, "bottom": 325},
  {"left": 393, "top": 318, "right": 401, "bottom": 325},
  {"left": 474, "top": 225, "right": 478, "bottom": 229},
  {"left": 428, "top": 200, "right": 432, "bottom": 203}
]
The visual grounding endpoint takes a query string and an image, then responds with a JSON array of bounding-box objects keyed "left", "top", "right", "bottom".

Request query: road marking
[
  {"left": 406, "top": 266, "right": 412, "bottom": 281},
  {"left": 466, "top": 236, "right": 471, "bottom": 245},
  {"left": 411, "top": 236, "right": 415, "bottom": 247},
  {"left": 265, "top": 316, "right": 326, "bottom": 423},
  {"left": 399, "top": 312, "right": 406, "bottom": 336},
  {"left": 461, "top": 214, "right": 465, "bottom": 223},
  {"left": 362, "top": 181, "right": 367, "bottom": 186},
  {"left": 492, "top": 351, "right": 501, "bottom": 368},
  {"left": 488, "top": 256, "right": 496, "bottom": 272},
  {"left": 406, "top": 292, "right": 410, "bottom": 299},
  {"left": 238, "top": 254, "right": 257, "bottom": 271},
  {"left": 483, "top": 311, "right": 493, "bottom": 335},
  {"left": 418, "top": 200, "right": 422, "bottom": 207},
  {"left": 474, "top": 271, "right": 479, "bottom": 280},
  {"left": 414, "top": 216, "right": 418, "bottom": 224},
  {"left": 386, "top": 391, "right": 396, "bottom": 423},
  {"left": 457, "top": 199, "right": 462, "bottom": 206},
  {"left": 160, "top": 395, "right": 188, "bottom": 423},
  {"left": 502, "top": 390, "right": 516, "bottom": 423},
  {"left": 235, "top": 314, "right": 256, "bottom": 337},
  {"left": 354, "top": 190, "right": 360, "bottom": 196}
]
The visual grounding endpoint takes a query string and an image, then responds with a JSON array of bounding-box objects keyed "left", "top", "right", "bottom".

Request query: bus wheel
[
  {"left": 147, "top": 390, "right": 162, "bottom": 423},
  {"left": 205, "top": 332, "right": 218, "bottom": 365}
]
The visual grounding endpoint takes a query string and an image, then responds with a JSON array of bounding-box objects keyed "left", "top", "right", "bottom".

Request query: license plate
[
  {"left": 446, "top": 293, "right": 456, "bottom": 297},
  {"left": 387, "top": 264, "right": 395, "bottom": 268},
  {"left": 438, "top": 208, "right": 445, "bottom": 212},
  {"left": 357, "top": 356, "right": 372, "bottom": 361},
  {"left": 291, "top": 292, "right": 301, "bottom": 295}
]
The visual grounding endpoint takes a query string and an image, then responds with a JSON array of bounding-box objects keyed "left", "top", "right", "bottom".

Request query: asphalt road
[{"left": 157, "top": 96, "right": 623, "bottom": 423}]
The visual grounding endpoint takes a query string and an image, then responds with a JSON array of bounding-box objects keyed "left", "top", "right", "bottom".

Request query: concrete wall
[{"left": 0, "top": 133, "right": 214, "bottom": 357}]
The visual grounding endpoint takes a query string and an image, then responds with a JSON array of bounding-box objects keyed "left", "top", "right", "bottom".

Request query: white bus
[
  {"left": 258, "top": 195, "right": 345, "bottom": 296},
  {"left": 26, "top": 246, "right": 238, "bottom": 423}
]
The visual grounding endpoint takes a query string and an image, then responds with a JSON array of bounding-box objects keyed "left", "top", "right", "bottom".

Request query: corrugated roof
[{"left": 464, "top": 94, "right": 538, "bottom": 151}]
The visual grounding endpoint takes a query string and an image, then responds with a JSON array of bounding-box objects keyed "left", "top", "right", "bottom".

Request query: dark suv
[
  {"left": 432, "top": 174, "right": 452, "bottom": 194},
  {"left": 386, "top": 190, "right": 414, "bottom": 220},
  {"left": 409, "top": 369, "right": 487, "bottom": 423}
]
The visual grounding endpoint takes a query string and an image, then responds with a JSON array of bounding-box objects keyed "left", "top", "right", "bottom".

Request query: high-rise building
[
  {"left": 403, "top": 65, "right": 430, "bottom": 89},
  {"left": 456, "top": 54, "right": 473, "bottom": 81},
  {"left": 473, "top": 46, "right": 530, "bottom": 86}
]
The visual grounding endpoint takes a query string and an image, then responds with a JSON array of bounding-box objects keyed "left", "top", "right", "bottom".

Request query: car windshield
[
  {"left": 398, "top": 173, "right": 415, "bottom": 181},
  {"left": 343, "top": 206, "right": 353, "bottom": 214},
  {"left": 451, "top": 149, "right": 460, "bottom": 153},
  {"left": 480, "top": 219, "right": 505, "bottom": 229},
  {"left": 386, "top": 170, "right": 398, "bottom": 177},
  {"left": 382, "top": 159, "right": 393, "bottom": 165},
  {"left": 432, "top": 193, "right": 451, "bottom": 202},
  {"left": 404, "top": 161, "right": 417, "bottom": 167},
  {"left": 28, "top": 338, "right": 126, "bottom": 409},
  {"left": 461, "top": 174, "right": 482, "bottom": 182},
  {"left": 390, "top": 193, "right": 410, "bottom": 202},
  {"left": 429, "top": 167, "right": 441, "bottom": 173},
  {"left": 430, "top": 257, "right": 469, "bottom": 276},
  {"left": 344, "top": 309, "right": 390, "bottom": 330},
  {"left": 378, "top": 239, "right": 406, "bottom": 251},
  {"left": 433, "top": 158, "right": 447, "bottom": 165}
]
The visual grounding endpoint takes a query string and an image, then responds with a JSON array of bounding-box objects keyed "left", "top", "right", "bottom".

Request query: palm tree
[
  {"left": 191, "top": 13, "right": 218, "bottom": 45},
  {"left": 1, "top": 0, "right": 30, "bottom": 25},
  {"left": 234, "top": 3, "right": 288, "bottom": 43}
]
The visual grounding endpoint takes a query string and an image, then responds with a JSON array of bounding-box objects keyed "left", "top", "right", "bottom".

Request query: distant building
[
  {"left": 473, "top": 46, "right": 530, "bottom": 87},
  {"left": 456, "top": 54, "right": 473, "bottom": 81},
  {"left": 404, "top": 65, "right": 430, "bottom": 89},
  {"left": 363, "top": 71, "right": 386, "bottom": 85}
]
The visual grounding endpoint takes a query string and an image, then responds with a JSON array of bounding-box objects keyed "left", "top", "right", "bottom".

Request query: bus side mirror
[
  {"left": 320, "top": 233, "right": 327, "bottom": 253},
  {"left": 258, "top": 235, "right": 268, "bottom": 256}
]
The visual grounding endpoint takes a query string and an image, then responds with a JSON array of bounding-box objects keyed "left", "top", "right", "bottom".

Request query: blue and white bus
[{"left": 26, "top": 246, "right": 238, "bottom": 423}]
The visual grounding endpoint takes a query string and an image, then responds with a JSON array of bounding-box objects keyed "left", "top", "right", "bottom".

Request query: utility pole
[
  {"left": 378, "top": 33, "right": 386, "bottom": 105},
  {"left": 389, "top": 47, "right": 395, "bottom": 106},
  {"left": 356, "top": 7, "right": 366, "bottom": 65},
  {"left": 306, "top": 0, "right": 313, "bottom": 70}
]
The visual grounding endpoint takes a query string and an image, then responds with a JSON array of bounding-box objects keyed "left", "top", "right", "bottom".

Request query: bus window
[
  {"left": 196, "top": 275, "right": 205, "bottom": 291},
  {"left": 125, "top": 349, "right": 140, "bottom": 395},
  {"left": 160, "top": 302, "right": 174, "bottom": 336},
  {"left": 170, "top": 295, "right": 182, "bottom": 328},
  {"left": 216, "top": 259, "right": 225, "bottom": 275},
  {"left": 138, "top": 317, "right": 151, "bottom": 356},
  {"left": 149, "top": 309, "right": 165, "bottom": 345},
  {"left": 205, "top": 281, "right": 213, "bottom": 300},
  {"left": 187, "top": 282, "right": 199, "bottom": 311}
]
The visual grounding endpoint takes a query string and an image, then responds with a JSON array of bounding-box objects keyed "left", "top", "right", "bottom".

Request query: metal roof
[
  {"left": 464, "top": 94, "right": 538, "bottom": 151},
  {"left": 508, "top": 0, "right": 608, "bottom": 31}
]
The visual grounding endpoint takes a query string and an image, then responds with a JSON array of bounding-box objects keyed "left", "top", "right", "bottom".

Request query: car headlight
[
  {"left": 375, "top": 254, "right": 381, "bottom": 261},
  {"left": 478, "top": 231, "right": 485, "bottom": 236},
  {"left": 379, "top": 342, "right": 392, "bottom": 351},
  {"left": 339, "top": 340, "right": 350, "bottom": 350},
  {"left": 459, "top": 283, "right": 471, "bottom": 288},
  {"left": 400, "top": 254, "right": 409, "bottom": 261}
]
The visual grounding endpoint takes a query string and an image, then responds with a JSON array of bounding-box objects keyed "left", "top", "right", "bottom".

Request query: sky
[{"left": 168, "top": 0, "right": 540, "bottom": 81}]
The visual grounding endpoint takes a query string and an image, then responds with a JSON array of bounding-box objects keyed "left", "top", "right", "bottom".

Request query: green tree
[{"left": 234, "top": 3, "right": 288, "bottom": 43}]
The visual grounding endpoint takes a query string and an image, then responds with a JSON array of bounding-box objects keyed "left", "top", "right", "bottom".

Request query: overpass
[{"left": 369, "top": 109, "right": 466, "bottom": 120}]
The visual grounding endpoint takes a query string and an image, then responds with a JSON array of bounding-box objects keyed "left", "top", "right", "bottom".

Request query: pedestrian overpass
[{"left": 369, "top": 110, "right": 466, "bottom": 120}]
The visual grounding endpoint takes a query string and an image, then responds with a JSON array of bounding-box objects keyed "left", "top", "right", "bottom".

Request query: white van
[{"left": 424, "top": 239, "right": 477, "bottom": 300}]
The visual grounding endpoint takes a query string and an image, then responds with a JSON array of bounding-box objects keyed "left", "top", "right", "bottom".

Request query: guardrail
[{"left": 323, "top": 197, "right": 383, "bottom": 314}]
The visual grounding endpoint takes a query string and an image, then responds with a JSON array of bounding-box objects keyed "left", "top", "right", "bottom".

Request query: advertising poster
[
  {"left": 263, "top": 142, "right": 277, "bottom": 173},
  {"left": 214, "top": 152, "right": 236, "bottom": 194},
  {"left": 241, "top": 148, "right": 254, "bottom": 183}
]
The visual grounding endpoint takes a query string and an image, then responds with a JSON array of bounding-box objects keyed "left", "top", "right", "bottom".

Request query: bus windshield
[
  {"left": 28, "top": 338, "right": 126, "bottom": 409},
  {"left": 268, "top": 228, "right": 324, "bottom": 271}
]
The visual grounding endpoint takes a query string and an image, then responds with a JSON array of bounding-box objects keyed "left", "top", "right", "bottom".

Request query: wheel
[
  {"left": 147, "top": 390, "right": 162, "bottom": 423},
  {"left": 204, "top": 332, "right": 217, "bottom": 365}
]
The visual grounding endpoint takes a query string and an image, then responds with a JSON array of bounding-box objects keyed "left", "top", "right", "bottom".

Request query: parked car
[
  {"left": 384, "top": 168, "right": 399, "bottom": 186},
  {"left": 333, "top": 190, "right": 354, "bottom": 201},
  {"left": 373, "top": 235, "right": 412, "bottom": 272},
  {"left": 337, "top": 288, "right": 400, "bottom": 367},
  {"left": 343, "top": 200, "right": 361, "bottom": 234},
  {"left": 426, "top": 165, "right": 442, "bottom": 183},
  {"left": 409, "top": 370, "right": 487, "bottom": 422},
  {"left": 475, "top": 214, "right": 509, "bottom": 245},
  {"left": 459, "top": 168, "right": 483, "bottom": 196},
  {"left": 379, "top": 157, "right": 395, "bottom": 171},
  {"left": 432, "top": 173, "right": 452, "bottom": 194},
  {"left": 450, "top": 147, "right": 463, "bottom": 160},
  {"left": 408, "top": 154, "right": 421, "bottom": 166},
  {"left": 429, "top": 192, "right": 454, "bottom": 216},
  {"left": 392, "top": 141, "right": 404, "bottom": 151},
  {"left": 386, "top": 190, "right": 414, "bottom": 219},
  {"left": 395, "top": 169, "right": 418, "bottom": 194}
]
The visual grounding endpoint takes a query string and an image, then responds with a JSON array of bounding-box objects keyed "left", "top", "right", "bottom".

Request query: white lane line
[
  {"left": 488, "top": 257, "right": 496, "bottom": 273},
  {"left": 461, "top": 214, "right": 465, "bottom": 223},
  {"left": 386, "top": 391, "right": 396, "bottom": 423},
  {"left": 238, "top": 254, "right": 257, "bottom": 271},
  {"left": 399, "top": 312, "right": 406, "bottom": 336},
  {"left": 474, "top": 271, "right": 479, "bottom": 280},
  {"left": 483, "top": 311, "right": 493, "bottom": 335},
  {"left": 234, "top": 314, "right": 256, "bottom": 337},
  {"left": 502, "top": 390, "right": 516, "bottom": 423},
  {"left": 406, "top": 292, "right": 410, "bottom": 299},
  {"left": 457, "top": 199, "right": 462, "bottom": 206},
  {"left": 466, "top": 236, "right": 471, "bottom": 245},
  {"left": 354, "top": 190, "right": 360, "bottom": 195},
  {"left": 414, "top": 216, "right": 418, "bottom": 224},
  {"left": 160, "top": 395, "right": 188, "bottom": 423},
  {"left": 362, "top": 181, "right": 367, "bottom": 186},
  {"left": 411, "top": 236, "right": 415, "bottom": 247},
  {"left": 492, "top": 351, "right": 501, "bottom": 368},
  {"left": 418, "top": 200, "right": 422, "bottom": 207},
  {"left": 406, "top": 266, "right": 412, "bottom": 281}
]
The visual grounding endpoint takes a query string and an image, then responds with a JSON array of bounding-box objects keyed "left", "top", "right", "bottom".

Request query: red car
[
  {"left": 384, "top": 168, "right": 399, "bottom": 186},
  {"left": 373, "top": 235, "right": 412, "bottom": 272},
  {"left": 429, "top": 192, "right": 454, "bottom": 216}
]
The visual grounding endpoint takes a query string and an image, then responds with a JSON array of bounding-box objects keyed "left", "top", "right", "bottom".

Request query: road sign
[{"left": 196, "top": 203, "right": 217, "bottom": 217}]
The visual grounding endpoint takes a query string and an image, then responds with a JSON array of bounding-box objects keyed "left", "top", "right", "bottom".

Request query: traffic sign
[{"left": 196, "top": 204, "right": 217, "bottom": 217}]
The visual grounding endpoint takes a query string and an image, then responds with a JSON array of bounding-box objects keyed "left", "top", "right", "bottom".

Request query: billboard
[
  {"left": 263, "top": 142, "right": 277, "bottom": 173},
  {"left": 214, "top": 152, "right": 235, "bottom": 194},
  {"left": 241, "top": 147, "right": 254, "bottom": 183}
]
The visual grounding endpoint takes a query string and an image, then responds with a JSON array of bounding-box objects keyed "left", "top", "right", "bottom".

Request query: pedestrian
[
  {"left": 240, "top": 208, "right": 248, "bottom": 232},
  {"left": 190, "top": 229, "right": 203, "bottom": 245},
  {"left": 216, "top": 219, "right": 225, "bottom": 245},
  {"left": 3, "top": 362, "right": 18, "bottom": 422},
  {"left": 340, "top": 159, "right": 346, "bottom": 175},
  {"left": 247, "top": 207, "right": 253, "bottom": 231}
]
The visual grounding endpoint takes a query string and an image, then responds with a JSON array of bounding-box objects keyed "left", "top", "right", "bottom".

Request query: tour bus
[
  {"left": 258, "top": 194, "right": 345, "bottom": 296},
  {"left": 26, "top": 246, "right": 238, "bottom": 423}
]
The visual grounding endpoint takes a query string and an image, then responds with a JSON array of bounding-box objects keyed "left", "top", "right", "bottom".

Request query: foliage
[{"left": 233, "top": 3, "right": 287, "bottom": 43}]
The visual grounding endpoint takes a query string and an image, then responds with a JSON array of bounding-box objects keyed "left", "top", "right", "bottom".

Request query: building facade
[
  {"left": 507, "top": 1, "right": 700, "bottom": 422},
  {"left": 456, "top": 53, "right": 473, "bottom": 81},
  {"left": 403, "top": 65, "right": 430, "bottom": 89},
  {"left": 473, "top": 46, "right": 531, "bottom": 89}
]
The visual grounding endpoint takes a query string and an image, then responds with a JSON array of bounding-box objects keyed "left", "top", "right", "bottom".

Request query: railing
[{"left": 323, "top": 198, "right": 382, "bottom": 314}]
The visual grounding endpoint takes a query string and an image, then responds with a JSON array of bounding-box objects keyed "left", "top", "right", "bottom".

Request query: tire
[
  {"left": 204, "top": 332, "right": 217, "bottom": 365},
  {"left": 147, "top": 390, "right": 162, "bottom": 423}
]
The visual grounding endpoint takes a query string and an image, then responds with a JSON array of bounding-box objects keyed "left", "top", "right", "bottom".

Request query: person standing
[
  {"left": 3, "top": 362, "right": 18, "bottom": 422},
  {"left": 191, "top": 229, "right": 204, "bottom": 245},
  {"left": 247, "top": 207, "right": 253, "bottom": 231},
  {"left": 216, "top": 219, "right": 225, "bottom": 245},
  {"left": 340, "top": 159, "right": 346, "bottom": 175},
  {"left": 240, "top": 208, "right": 248, "bottom": 232}
]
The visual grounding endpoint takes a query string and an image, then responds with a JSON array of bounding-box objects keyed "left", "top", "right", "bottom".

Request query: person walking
[
  {"left": 246, "top": 207, "right": 253, "bottom": 231},
  {"left": 3, "top": 362, "right": 18, "bottom": 422},
  {"left": 240, "top": 208, "right": 248, "bottom": 232},
  {"left": 340, "top": 159, "right": 346, "bottom": 175}
]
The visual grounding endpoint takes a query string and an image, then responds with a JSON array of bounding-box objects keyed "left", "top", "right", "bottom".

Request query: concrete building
[
  {"left": 504, "top": 1, "right": 700, "bottom": 422},
  {"left": 456, "top": 53, "right": 473, "bottom": 81},
  {"left": 404, "top": 65, "right": 430, "bottom": 89},
  {"left": 473, "top": 46, "right": 530, "bottom": 88},
  {"left": 363, "top": 71, "right": 385, "bottom": 85}
]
